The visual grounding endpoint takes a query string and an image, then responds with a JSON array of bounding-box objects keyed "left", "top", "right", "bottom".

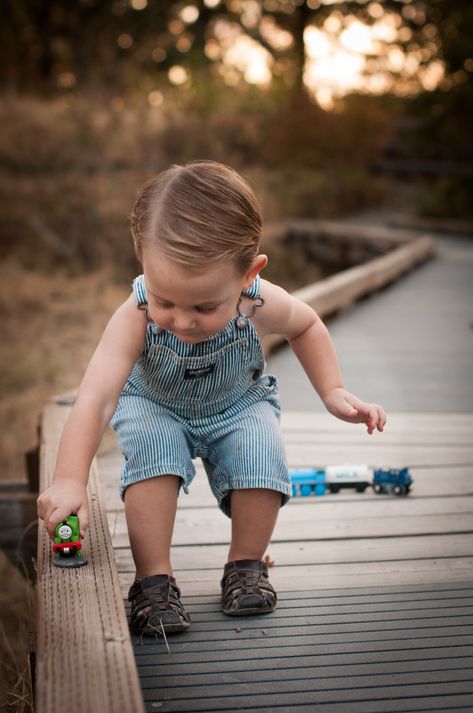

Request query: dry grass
[
  {"left": 0, "top": 551, "right": 35, "bottom": 712},
  {"left": 0, "top": 261, "right": 129, "bottom": 479}
]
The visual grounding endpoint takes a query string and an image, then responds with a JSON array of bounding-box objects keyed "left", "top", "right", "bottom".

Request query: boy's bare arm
[
  {"left": 37, "top": 293, "right": 146, "bottom": 536},
  {"left": 256, "top": 280, "right": 386, "bottom": 433}
]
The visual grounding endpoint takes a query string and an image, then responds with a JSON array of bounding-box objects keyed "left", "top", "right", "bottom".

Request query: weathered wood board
[
  {"left": 36, "top": 402, "right": 145, "bottom": 713},
  {"left": 131, "top": 583, "right": 473, "bottom": 712}
]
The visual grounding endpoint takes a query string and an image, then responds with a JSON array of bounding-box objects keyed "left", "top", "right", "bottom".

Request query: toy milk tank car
[
  {"left": 290, "top": 464, "right": 372, "bottom": 496},
  {"left": 372, "top": 467, "right": 413, "bottom": 496},
  {"left": 324, "top": 464, "right": 372, "bottom": 493},
  {"left": 52, "top": 514, "right": 88, "bottom": 568}
]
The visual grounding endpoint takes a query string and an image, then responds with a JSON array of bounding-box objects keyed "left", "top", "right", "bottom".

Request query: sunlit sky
[{"left": 126, "top": 0, "right": 446, "bottom": 110}]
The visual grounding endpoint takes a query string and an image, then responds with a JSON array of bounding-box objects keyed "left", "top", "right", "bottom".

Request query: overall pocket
[{"left": 142, "top": 339, "right": 250, "bottom": 406}]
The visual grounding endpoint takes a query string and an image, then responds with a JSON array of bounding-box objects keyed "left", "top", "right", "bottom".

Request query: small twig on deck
[{"left": 159, "top": 620, "right": 171, "bottom": 655}]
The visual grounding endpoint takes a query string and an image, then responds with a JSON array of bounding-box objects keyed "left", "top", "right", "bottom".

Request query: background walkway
[{"left": 269, "top": 230, "right": 473, "bottom": 412}]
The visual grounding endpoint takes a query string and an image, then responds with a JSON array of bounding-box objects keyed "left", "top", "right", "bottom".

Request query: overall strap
[
  {"left": 236, "top": 274, "right": 264, "bottom": 330},
  {"left": 133, "top": 274, "right": 156, "bottom": 325},
  {"left": 242, "top": 274, "right": 261, "bottom": 300},
  {"left": 132, "top": 275, "right": 147, "bottom": 306}
]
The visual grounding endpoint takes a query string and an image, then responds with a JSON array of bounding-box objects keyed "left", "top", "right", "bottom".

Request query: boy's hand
[
  {"left": 37, "top": 479, "right": 89, "bottom": 539},
  {"left": 323, "top": 387, "right": 386, "bottom": 435}
]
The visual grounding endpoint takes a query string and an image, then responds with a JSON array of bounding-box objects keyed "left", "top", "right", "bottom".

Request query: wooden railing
[{"left": 36, "top": 399, "right": 144, "bottom": 713}]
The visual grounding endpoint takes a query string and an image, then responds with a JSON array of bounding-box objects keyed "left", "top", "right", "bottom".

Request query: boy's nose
[{"left": 172, "top": 311, "right": 196, "bottom": 330}]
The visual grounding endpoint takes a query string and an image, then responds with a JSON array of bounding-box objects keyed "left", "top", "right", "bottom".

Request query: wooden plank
[
  {"left": 182, "top": 584, "right": 473, "bottom": 609},
  {"left": 143, "top": 660, "right": 473, "bottom": 692},
  {"left": 281, "top": 430, "right": 473, "bottom": 445},
  {"left": 130, "top": 581, "right": 473, "bottom": 713},
  {"left": 135, "top": 630, "right": 473, "bottom": 661},
  {"left": 100, "top": 464, "right": 473, "bottom": 510},
  {"left": 108, "top": 501, "right": 473, "bottom": 547},
  {"left": 161, "top": 695, "right": 473, "bottom": 713},
  {"left": 144, "top": 668, "right": 473, "bottom": 702},
  {"left": 280, "top": 428, "right": 473, "bottom": 445},
  {"left": 135, "top": 616, "right": 473, "bottom": 651},
  {"left": 118, "top": 559, "right": 473, "bottom": 597},
  {"left": 36, "top": 401, "right": 144, "bottom": 713},
  {"left": 167, "top": 610, "right": 473, "bottom": 634},
  {"left": 177, "top": 601, "right": 473, "bottom": 625},
  {"left": 134, "top": 633, "right": 473, "bottom": 664},
  {"left": 221, "top": 701, "right": 473, "bottom": 713},
  {"left": 109, "top": 492, "right": 473, "bottom": 523},
  {"left": 100, "top": 411, "right": 473, "bottom": 445},
  {"left": 134, "top": 596, "right": 473, "bottom": 711},
  {"left": 143, "top": 662, "right": 473, "bottom": 695},
  {"left": 113, "top": 533, "right": 473, "bottom": 573},
  {"left": 280, "top": 411, "right": 473, "bottom": 432}
]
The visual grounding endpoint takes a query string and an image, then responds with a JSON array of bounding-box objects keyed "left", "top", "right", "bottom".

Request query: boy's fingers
[
  {"left": 43, "top": 503, "right": 57, "bottom": 530},
  {"left": 365, "top": 407, "right": 378, "bottom": 434},
  {"left": 77, "top": 504, "right": 89, "bottom": 537},
  {"left": 37, "top": 495, "right": 51, "bottom": 521},
  {"left": 46, "top": 507, "right": 72, "bottom": 538},
  {"left": 342, "top": 403, "right": 358, "bottom": 418},
  {"left": 380, "top": 407, "right": 387, "bottom": 429},
  {"left": 343, "top": 395, "right": 362, "bottom": 417}
]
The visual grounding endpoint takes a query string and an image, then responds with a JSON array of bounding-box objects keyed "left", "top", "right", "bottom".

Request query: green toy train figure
[{"left": 52, "top": 514, "right": 88, "bottom": 568}]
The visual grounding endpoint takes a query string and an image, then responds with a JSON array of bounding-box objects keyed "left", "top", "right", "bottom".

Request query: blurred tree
[
  {"left": 403, "top": 1, "right": 473, "bottom": 217},
  {"left": 0, "top": 0, "right": 467, "bottom": 98}
]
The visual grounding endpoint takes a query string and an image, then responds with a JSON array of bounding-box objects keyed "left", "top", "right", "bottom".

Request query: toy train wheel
[
  {"left": 393, "top": 484, "right": 406, "bottom": 496},
  {"left": 373, "top": 484, "right": 383, "bottom": 494}
]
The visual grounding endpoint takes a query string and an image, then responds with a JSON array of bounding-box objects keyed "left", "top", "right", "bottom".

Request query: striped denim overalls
[{"left": 110, "top": 274, "right": 291, "bottom": 517}]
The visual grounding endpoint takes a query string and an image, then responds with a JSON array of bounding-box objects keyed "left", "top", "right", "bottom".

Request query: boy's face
[{"left": 142, "top": 249, "right": 260, "bottom": 343}]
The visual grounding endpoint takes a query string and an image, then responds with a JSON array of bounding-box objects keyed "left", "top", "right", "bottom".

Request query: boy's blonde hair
[{"left": 130, "top": 160, "right": 262, "bottom": 273}]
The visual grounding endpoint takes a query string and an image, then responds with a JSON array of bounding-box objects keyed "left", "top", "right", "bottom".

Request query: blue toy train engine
[{"left": 372, "top": 467, "right": 413, "bottom": 495}]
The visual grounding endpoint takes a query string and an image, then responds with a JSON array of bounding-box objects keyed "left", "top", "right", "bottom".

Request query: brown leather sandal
[
  {"left": 128, "top": 574, "right": 190, "bottom": 635},
  {"left": 221, "top": 559, "right": 277, "bottom": 616}
]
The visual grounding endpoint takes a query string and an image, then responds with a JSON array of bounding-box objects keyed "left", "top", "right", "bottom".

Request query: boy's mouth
[{"left": 175, "top": 331, "right": 203, "bottom": 342}]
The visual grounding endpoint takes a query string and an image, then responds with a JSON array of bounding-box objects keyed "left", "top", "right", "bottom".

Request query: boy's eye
[
  {"left": 196, "top": 305, "right": 218, "bottom": 314},
  {"left": 155, "top": 301, "right": 172, "bottom": 310}
]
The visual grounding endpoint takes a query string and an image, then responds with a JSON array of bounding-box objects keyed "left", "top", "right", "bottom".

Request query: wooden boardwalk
[
  {"left": 36, "top": 220, "right": 473, "bottom": 711},
  {"left": 95, "top": 225, "right": 473, "bottom": 711},
  {"left": 98, "top": 411, "right": 473, "bottom": 712}
]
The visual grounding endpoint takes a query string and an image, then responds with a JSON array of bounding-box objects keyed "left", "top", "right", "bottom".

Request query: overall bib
[{"left": 110, "top": 275, "right": 291, "bottom": 517}]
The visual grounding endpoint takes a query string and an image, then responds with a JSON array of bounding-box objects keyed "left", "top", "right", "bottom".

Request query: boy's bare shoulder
[
  {"left": 101, "top": 291, "right": 147, "bottom": 350},
  {"left": 252, "top": 279, "right": 316, "bottom": 340}
]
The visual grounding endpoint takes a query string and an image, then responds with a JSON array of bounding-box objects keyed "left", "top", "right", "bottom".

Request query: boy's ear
[{"left": 243, "top": 254, "right": 268, "bottom": 289}]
